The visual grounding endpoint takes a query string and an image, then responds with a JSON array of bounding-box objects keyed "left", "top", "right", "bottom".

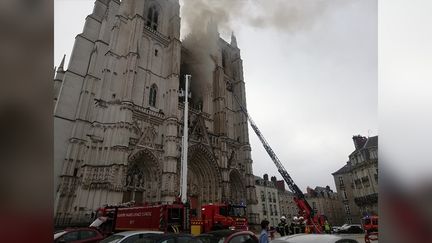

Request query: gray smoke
[
  {"left": 181, "top": 20, "right": 219, "bottom": 105},
  {"left": 246, "top": 0, "right": 333, "bottom": 33},
  {"left": 181, "top": 0, "right": 342, "bottom": 35},
  {"left": 180, "top": 0, "right": 344, "bottom": 103}
]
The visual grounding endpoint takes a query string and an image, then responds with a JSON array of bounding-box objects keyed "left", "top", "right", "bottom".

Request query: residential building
[
  {"left": 304, "top": 186, "right": 345, "bottom": 226},
  {"left": 332, "top": 135, "right": 378, "bottom": 225},
  {"left": 349, "top": 135, "right": 378, "bottom": 215},
  {"left": 254, "top": 174, "right": 281, "bottom": 227},
  {"left": 272, "top": 177, "right": 298, "bottom": 222},
  {"left": 332, "top": 161, "right": 362, "bottom": 224}
]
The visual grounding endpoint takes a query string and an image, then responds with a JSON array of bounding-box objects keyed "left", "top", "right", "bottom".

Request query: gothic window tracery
[
  {"left": 149, "top": 84, "right": 157, "bottom": 107},
  {"left": 146, "top": 5, "right": 159, "bottom": 31}
]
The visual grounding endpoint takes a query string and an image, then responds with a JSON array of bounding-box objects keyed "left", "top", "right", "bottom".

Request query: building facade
[
  {"left": 332, "top": 135, "right": 378, "bottom": 224},
  {"left": 349, "top": 135, "right": 378, "bottom": 216},
  {"left": 332, "top": 162, "right": 362, "bottom": 224},
  {"left": 304, "top": 186, "right": 345, "bottom": 226},
  {"left": 272, "top": 177, "right": 298, "bottom": 222},
  {"left": 54, "top": 0, "right": 257, "bottom": 226},
  {"left": 254, "top": 175, "right": 281, "bottom": 227}
]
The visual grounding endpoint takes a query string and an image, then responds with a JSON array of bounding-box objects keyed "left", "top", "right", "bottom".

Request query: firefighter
[
  {"left": 277, "top": 216, "right": 289, "bottom": 236},
  {"left": 324, "top": 220, "right": 331, "bottom": 234},
  {"left": 289, "top": 220, "right": 295, "bottom": 235},
  {"left": 299, "top": 216, "right": 305, "bottom": 233}
]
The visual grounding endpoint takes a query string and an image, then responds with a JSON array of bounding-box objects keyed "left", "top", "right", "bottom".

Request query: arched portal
[
  {"left": 123, "top": 149, "right": 161, "bottom": 204},
  {"left": 187, "top": 144, "right": 222, "bottom": 216},
  {"left": 229, "top": 169, "right": 246, "bottom": 204}
]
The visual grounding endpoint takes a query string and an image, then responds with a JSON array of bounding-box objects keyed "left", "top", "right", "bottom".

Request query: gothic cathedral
[{"left": 54, "top": 0, "right": 257, "bottom": 226}]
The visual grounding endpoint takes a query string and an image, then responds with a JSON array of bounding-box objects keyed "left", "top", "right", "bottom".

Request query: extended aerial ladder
[{"left": 230, "top": 89, "right": 325, "bottom": 233}]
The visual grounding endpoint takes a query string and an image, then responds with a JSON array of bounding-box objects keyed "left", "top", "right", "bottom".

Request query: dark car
[
  {"left": 54, "top": 227, "right": 104, "bottom": 243},
  {"left": 197, "top": 230, "right": 258, "bottom": 243},
  {"left": 100, "top": 232, "right": 200, "bottom": 243},
  {"left": 337, "top": 225, "right": 364, "bottom": 234}
]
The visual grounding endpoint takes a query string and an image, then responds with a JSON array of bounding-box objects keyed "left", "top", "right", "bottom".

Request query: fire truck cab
[
  {"left": 362, "top": 215, "right": 378, "bottom": 233},
  {"left": 199, "top": 203, "right": 248, "bottom": 233}
]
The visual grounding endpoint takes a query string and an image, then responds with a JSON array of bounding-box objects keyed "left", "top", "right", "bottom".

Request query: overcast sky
[{"left": 54, "top": 0, "right": 377, "bottom": 192}]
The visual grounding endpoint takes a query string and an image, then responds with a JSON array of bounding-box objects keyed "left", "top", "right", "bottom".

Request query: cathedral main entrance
[{"left": 187, "top": 144, "right": 221, "bottom": 217}]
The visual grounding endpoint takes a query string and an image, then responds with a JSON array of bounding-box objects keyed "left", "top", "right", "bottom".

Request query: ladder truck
[{"left": 229, "top": 86, "right": 326, "bottom": 233}]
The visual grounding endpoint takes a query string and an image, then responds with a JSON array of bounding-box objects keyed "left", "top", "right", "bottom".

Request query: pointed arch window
[
  {"left": 222, "top": 51, "right": 228, "bottom": 69},
  {"left": 149, "top": 84, "right": 157, "bottom": 107},
  {"left": 146, "top": 6, "right": 159, "bottom": 31}
]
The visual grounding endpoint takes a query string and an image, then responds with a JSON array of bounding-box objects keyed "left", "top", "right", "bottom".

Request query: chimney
[
  {"left": 271, "top": 176, "right": 277, "bottom": 183},
  {"left": 276, "top": 180, "right": 285, "bottom": 191},
  {"left": 263, "top": 174, "right": 269, "bottom": 181},
  {"left": 352, "top": 135, "right": 367, "bottom": 150}
]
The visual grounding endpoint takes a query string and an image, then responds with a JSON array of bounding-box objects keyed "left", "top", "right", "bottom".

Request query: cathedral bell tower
[{"left": 54, "top": 0, "right": 182, "bottom": 226}]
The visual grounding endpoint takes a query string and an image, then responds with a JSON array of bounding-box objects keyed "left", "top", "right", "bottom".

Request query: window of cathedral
[
  {"left": 222, "top": 51, "right": 228, "bottom": 69},
  {"left": 149, "top": 84, "right": 157, "bottom": 107},
  {"left": 146, "top": 5, "right": 159, "bottom": 31},
  {"left": 155, "top": 49, "right": 158, "bottom": 56}
]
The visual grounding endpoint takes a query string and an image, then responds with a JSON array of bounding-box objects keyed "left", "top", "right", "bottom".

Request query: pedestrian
[
  {"left": 259, "top": 220, "right": 270, "bottom": 243},
  {"left": 269, "top": 226, "right": 277, "bottom": 240}
]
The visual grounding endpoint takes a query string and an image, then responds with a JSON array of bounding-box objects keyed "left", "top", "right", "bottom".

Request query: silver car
[
  {"left": 100, "top": 231, "right": 164, "bottom": 243},
  {"left": 271, "top": 234, "right": 360, "bottom": 243}
]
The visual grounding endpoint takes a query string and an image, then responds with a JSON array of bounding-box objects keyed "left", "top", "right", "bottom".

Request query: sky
[{"left": 54, "top": 0, "right": 377, "bottom": 192}]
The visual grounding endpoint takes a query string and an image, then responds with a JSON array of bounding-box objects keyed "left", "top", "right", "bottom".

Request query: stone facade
[
  {"left": 272, "top": 177, "right": 298, "bottom": 222},
  {"left": 54, "top": 0, "right": 257, "bottom": 226},
  {"left": 253, "top": 175, "right": 281, "bottom": 227},
  {"left": 304, "top": 186, "right": 345, "bottom": 226},
  {"left": 332, "top": 161, "right": 362, "bottom": 224},
  {"left": 332, "top": 135, "right": 378, "bottom": 225},
  {"left": 349, "top": 135, "right": 378, "bottom": 216}
]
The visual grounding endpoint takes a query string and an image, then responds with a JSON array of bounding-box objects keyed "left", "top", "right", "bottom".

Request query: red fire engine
[
  {"left": 91, "top": 202, "right": 248, "bottom": 235},
  {"left": 192, "top": 203, "right": 248, "bottom": 233},
  {"left": 362, "top": 215, "right": 378, "bottom": 233}
]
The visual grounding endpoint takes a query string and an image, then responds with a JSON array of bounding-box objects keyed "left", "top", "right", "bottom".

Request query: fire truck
[
  {"left": 91, "top": 201, "right": 248, "bottom": 235},
  {"left": 195, "top": 203, "right": 248, "bottom": 233},
  {"left": 362, "top": 215, "right": 378, "bottom": 233},
  {"left": 91, "top": 203, "right": 185, "bottom": 235},
  {"left": 229, "top": 88, "right": 327, "bottom": 233}
]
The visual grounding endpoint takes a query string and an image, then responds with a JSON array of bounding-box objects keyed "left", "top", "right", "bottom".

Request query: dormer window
[{"left": 146, "top": 6, "right": 159, "bottom": 31}]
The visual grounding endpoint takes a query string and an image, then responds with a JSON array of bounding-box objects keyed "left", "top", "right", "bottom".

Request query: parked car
[
  {"left": 337, "top": 225, "right": 364, "bottom": 234},
  {"left": 54, "top": 227, "right": 104, "bottom": 243},
  {"left": 197, "top": 230, "right": 258, "bottom": 243},
  {"left": 332, "top": 224, "right": 349, "bottom": 233},
  {"left": 271, "top": 234, "right": 359, "bottom": 243},
  {"left": 100, "top": 231, "right": 200, "bottom": 243}
]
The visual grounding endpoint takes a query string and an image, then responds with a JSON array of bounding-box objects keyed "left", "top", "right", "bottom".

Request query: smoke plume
[
  {"left": 181, "top": 0, "right": 341, "bottom": 36},
  {"left": 180, "top": 0, "right": 344, "bottom": 106}
]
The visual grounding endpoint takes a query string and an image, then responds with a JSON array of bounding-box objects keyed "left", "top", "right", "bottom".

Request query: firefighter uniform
[{"left": 277, "top": 216, "right": 289, "bottom": 236}]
